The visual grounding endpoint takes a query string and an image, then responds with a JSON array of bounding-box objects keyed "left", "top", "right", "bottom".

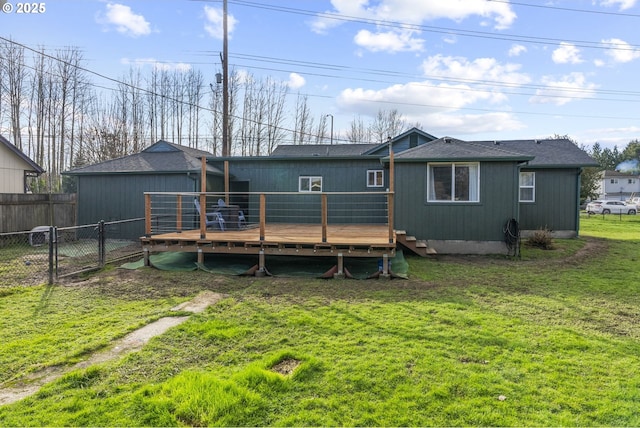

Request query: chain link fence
[{"left": 0, "top": 219, "right": 144, "bottom": 286}]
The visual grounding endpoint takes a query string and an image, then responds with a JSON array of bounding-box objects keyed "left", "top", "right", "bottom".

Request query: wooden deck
[{"left": 141, "top": 223, "right": 395, "bottom": 258}]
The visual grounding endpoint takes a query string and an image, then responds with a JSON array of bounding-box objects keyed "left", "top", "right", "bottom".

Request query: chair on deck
[
  {"left": 194, "top": 198, "right": 225, "bottom": 231},
  {"left": 238, "top": 210, "right": 246, "bottom": 229}
]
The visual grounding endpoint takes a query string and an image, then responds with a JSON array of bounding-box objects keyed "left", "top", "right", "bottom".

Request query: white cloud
[
  {"left": 422, "top": 112, "right": 525, "bottom": 135},
  {"left": 600, "top": 0, "right": 637, "bottom": 10},
  {"left": 354, "top": 29, "right": 424, "bottom": 53},
  {"left": 204, "top": 5, "right": 237, "bottom": 39},
  {"left": 552, "top": 42, "right": 583, "bottom": 64},
  {"left": 530, "top": 72, "right": 597, "bottom": 106},
  {"left": 287, "top": 73, "right": 306, "bottom": 89},
  {"left": 508, "top": 44, "right": 527, "bottom": 57},
  {"left": 98, "top": 3, "right": 151, "bottom": 37},
  {"left": 602, "top": 38, "right": 640, "bottom": 63},
  {"left": 121, "top": 57, "right": 192, "bottom": 72},
  {"left": 421, "top": 54, "right": 530, "bottom": 87},
  {"left": 311, "top": 0, "right": 517, "bottom": 50},
  {"left": 337, "top": 54, "right": 531, "bottom": 134}
]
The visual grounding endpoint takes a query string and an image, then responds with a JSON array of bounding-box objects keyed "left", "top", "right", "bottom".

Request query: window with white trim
[
  {"left": 519, "top": 171, "right": 535, "bottom": 202},
  {"left": 367, "top": 170, "right": 384, "bottom": 187},
  {"left": 299, "top": 176, "right": 322, "bottom": 192},
  {"left": 427, "top": 162, "right": 480, "bottom": 202},
  {"left": 610, "top": 178, "right": 619, "bottom": 184}
]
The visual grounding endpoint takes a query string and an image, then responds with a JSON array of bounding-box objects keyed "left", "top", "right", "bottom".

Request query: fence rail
[{"left": 0, "top": 219, "right": 144, "bottom": 285}]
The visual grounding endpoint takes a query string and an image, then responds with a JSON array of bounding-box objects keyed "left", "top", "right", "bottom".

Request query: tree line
[{"left": 0, "top": 38, "right": 409, "bottom": 191}]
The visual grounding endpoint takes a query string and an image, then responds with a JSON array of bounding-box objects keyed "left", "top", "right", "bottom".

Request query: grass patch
[{"left": 0, "top": 214, "right": 639, "bottom": 426}]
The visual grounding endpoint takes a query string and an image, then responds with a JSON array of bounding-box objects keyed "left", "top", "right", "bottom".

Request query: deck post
[
  {"left": 380, "top": 253, "right": 391, "bottom": 280},
  {"left": 388, "top": 148, "right": 395, "bottom": 244},
  {"left": 176, "top": 195, "right": 182, "bottom": 233},
  {"left": 259, "top": 193, "right": 266, "bottom": 241},
  {"left": 197, "top": 248, "right": 203, "bottom": 264},
  {"left": 256, "top": 249, "right": 266, "bottom": 277},
  {"left": 224, "top": 160, "right": 230, "bottom": 205},
  {"left": 387, "top": 192, "right": 394, "bottom": 244},
  {"left": 321, "top": 193, "right": 328, "bottom": 243},
  {"left": 200, "top": 194, "right": 207, "bottom": 239},
  {"left": 144, "top": 194, "right": 152, "bottom": 237},
  {"left": 334, "top": 252, "right": 345, "bottom": 279},
  {"left": 143, "top": 247, "right": 150, "bottom": 267}
]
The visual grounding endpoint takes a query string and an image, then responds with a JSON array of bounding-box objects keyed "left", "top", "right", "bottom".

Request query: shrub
[{"left": 526, "top": 228, "right": 555, "bottom": 250}]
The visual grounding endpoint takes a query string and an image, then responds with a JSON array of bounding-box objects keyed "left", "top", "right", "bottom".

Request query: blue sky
[{"left": 2, "top": 0, "right": 640, "bottom": 150}]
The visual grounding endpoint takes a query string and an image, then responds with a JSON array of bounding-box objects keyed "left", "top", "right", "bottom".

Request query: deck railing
[{"left": 143, "top": 191, "right": 394, "bottom": 243}]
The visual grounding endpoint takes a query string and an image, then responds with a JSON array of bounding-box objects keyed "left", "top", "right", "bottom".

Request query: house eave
[{"left": 385, "top": 156, "right": 534, "bottom": 163}]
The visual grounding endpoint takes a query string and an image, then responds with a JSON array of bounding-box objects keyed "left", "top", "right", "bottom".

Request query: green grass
[{"left": 0, "top": 215, "right": 639, "bottom": 426}]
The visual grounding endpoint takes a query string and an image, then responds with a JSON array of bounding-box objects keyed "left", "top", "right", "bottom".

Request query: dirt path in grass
[{"left": 0, "top": 290, "right": 226, "bottom": 407}]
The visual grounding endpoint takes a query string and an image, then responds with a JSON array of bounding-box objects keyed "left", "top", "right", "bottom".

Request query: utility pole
[{"left": 222, "top": 0, "right": 229, "bottom": 156}]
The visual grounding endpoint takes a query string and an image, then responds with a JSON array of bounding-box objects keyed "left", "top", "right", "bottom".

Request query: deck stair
[{"left": 395, "top": 230, "right": 437, "bottom": 257}]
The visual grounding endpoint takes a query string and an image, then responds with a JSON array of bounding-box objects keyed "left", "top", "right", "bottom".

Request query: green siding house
[
  {"left": 64, "top": 141, "right": 222, "bottom": 238},
  {"left": 65, "top": 129, "right": 597, "bottom": 254}
]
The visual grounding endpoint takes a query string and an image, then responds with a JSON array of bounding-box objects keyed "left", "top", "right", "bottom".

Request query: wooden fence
[{"left": 0, "top": 193, "right": 77, "bottom": 233}]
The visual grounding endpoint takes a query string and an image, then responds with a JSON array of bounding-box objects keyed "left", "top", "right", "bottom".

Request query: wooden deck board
[{"left": 142, "top": 223, "right": 395, "bottom": 257}]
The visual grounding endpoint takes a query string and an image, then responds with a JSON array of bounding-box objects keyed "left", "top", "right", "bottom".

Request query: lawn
[{"left": 0, "top": 214, "right": 639, "bottom": 426}]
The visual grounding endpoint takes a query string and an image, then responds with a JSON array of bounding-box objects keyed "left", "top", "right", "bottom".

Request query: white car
[{"left": 586, "top": 200, "right": 637, "bottom": 215}]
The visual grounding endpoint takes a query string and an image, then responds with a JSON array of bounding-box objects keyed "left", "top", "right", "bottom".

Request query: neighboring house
[
  {"left": 596, "top": 170, "right": 640, "bottom": 201},
  {"left": 64, "top": 140, "right": 220, "bottom": 238},
  {"left": 66, "top": 130, "right": 598, "bottom": 254},
  {"left": 0, "top": 135, "right": 45, "bottom": 193}
]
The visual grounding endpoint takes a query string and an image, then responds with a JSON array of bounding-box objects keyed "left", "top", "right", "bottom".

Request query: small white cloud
[
  {"left": 552, "top": 42, "right": 583, "bottom": 64},
  {"left": 530, "top": 72, "right": 597, "bottom": 105},
  {"left": 602, "top": 38, "right": 640, "bottom": 63},
  {"left": 98, "top": 3, "right": 151, "bottom": 37},
  {"left": 600, "top": 0, "right": 637, "bottom": 10},
  {"left": 122, "top": 57, "right": 192, "bottom": 72},
  {"left": 204, "top": 5, "right": 237, "bottom": 39},
  {"left": 354, "top": 29, "right": 424, "bottom": 53},
  {"left": 508, "top": 44, "right": 527, "bottom": 57},
  {"left": 287, "top": 73, "right": 306, "bottom": 89}
]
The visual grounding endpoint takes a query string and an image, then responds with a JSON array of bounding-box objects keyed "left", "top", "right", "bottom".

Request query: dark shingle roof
[
  {"left": 270, "top": 143, "right": 381, "bottom": 157},
  {"left": 393, "top": 137, "right": 533, "bottom": 162},
  {"left": 1, "top": 134, "right": 45, "bottom": 173},
  {"left": 472, "top": 139, "right": 599, "bottom": 167},
  {"left": 65, "top": 140, "right": 222, "bottom": 175}
]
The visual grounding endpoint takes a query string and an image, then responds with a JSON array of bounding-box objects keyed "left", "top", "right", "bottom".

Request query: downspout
[
  {"left": 515, "top": 162, "right": 527, "bottom": 225},
  {"left": 576, "top": 168, "right": 583, "bottom": 237}
]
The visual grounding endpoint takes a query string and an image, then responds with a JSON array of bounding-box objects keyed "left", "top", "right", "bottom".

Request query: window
[
  {"left": 519, "top": 171, "right": 535, "bottom": 202},
  {"left": 629, "top": 179, "right": 636, "bottom": 184},
  {"left": 299, "top": 176, "right": 322, "bottom": 192},
  {"left": 610, "top": 178, "right": 619, "bottom": 184},
  {"left": 367, "top": 170, "right": 384, "bottom": 187},
  {"left": 427, "top": 163, "right": 479, "bottom": 202}
]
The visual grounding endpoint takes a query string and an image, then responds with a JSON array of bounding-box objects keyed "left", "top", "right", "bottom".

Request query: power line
[
  {"left": 487, "top": 0, "right": 640, "bottom": 18},
  {"left": 2, "top": 35, "right": 640, "bottom": 144},
  {"left": 229, "top": 0, "right": 640, "bottom": 51}
]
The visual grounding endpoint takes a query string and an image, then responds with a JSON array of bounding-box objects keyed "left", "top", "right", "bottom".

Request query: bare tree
[
  {"left": 346, "top": 115, "right": 371, "bottom": 143},
  {"left": 185, "top": 69, "right": 204, "bottom": 148},
  {"left": 314, "top": 114, "right": 329, "bottom": 145},
  {"left": 293, "top": 93, "right": 314, "bottom": 144},
  {"left": 263, "top": 77, "right": 288, "bottom": 154},
  {"left": 370, "top": 108, "right": 406, "bottom": 143},
  {"left": 0, "top": 40, "right": 27, "bottom": 149}
]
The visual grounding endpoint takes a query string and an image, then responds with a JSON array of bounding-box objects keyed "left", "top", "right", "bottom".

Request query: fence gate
[{"left": 0, "top": 219, "right": 144, "bottom": 285}]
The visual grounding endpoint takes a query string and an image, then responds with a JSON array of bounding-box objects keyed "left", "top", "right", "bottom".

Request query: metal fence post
[
  {"left": 98, "top": 220, "right": 106, "bottom": 267},
  {"left": 48, "top": 226, "right": 54, "bottom": 285}
]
